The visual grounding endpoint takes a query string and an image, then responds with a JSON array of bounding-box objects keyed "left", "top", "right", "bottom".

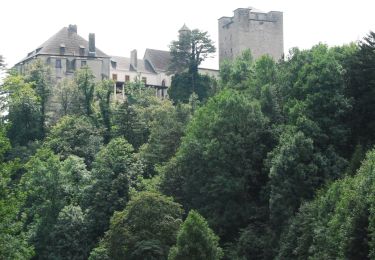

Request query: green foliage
[
  {"left": 124, "top": 79, "right": 155, "bottom": 104},
  {"left": 168, "top": 72, "right": 213, "bottom": 103},
  {"left": 111, "top": 101, "right": 149, "bottom": 149},
  {"left": 55, "top": 78, "right": 82, "bottom": 117},
  {"left": 45, "top": 115, "right": 103, "bottom": 166},
  {"left": 104, "top": 192, "right": 183, "bottom": 259},
  {"left": 220, "top": 49, "right": 254, "bottom": 88},
  {"left": 0, "top": 125, "right": 11, "bottom": 161},
  {"left": 0, "top": 142, "right": 34, "bottom": 259},
  {"left": 234, "top": 222, "right": 274, "bottom": 260},
  {"left": 278, "top": 149, "right": 375, "bottom": 259},
  {"left": 95, "top": 79, "right": 113, "bottom": 143},
  {"left": 2, "top": 32, "right": 375, "bottom": 260},
  {"left": 49, "top": 204, "right": 89, "bottom": 259},
  {"left": 59, "top": 155, "right": 90, "bottom": 205},
  {"left": 21, "top": 149, "right": 92, "bottom": 259},
  {"left": 139, "top": 100, "right": 191, "bottom": 176},
  {"left": 75, "top": 66, "right": 95, "bottom": 116},
  {"left": 21, "top": 148, "right": 64, "bottom": 259},
  {"left": 83, "top": 137, "right": 142, "bottom": 246},
  {"left": 2, "top": 74, "right": 42, "bottom": 146},
  {"left": 168, "top": 210, "right": 223, "bottom": 260},
  {"left": 88, "top": 240, "right": 110, "bottom": 260},
  {"left": 161, "top": 89, "right": 273, "bottom": 242},
  {"left": 169, "top": 28, "right": 216, "bottom": 74},
  {"left": 344, "top": 32, "right": 375, "bottom": 149},
  {"left": 168, "top": 27, "right": 216, "bottom": 103},
  {"left": 25, "top": 59, "right": 52, "bottom": 137},
  {"left": 268, "top": 130, "right": 320, "bottom": 234},
  {"left": 281, "top": 44, "right": 351, "bottom": 153}
]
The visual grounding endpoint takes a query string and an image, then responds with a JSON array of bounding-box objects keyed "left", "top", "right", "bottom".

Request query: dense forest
[{"left": 1, "top": 31, "right": 375, "bottom": 259}]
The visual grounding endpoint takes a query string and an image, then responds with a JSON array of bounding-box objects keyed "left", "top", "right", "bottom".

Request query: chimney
[
  {"left": 88, "top": 33, "right": 96, "bottom": 57},
  {"left": 68, "top": 24, "right": 77, "bottom": 34},
  {"left": 130, "top": 49, "right": 137, "bottom": 69}
]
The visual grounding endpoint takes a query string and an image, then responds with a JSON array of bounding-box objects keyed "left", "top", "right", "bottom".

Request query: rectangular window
[
  {"left": 81, "top": 60, "right": 87, "bottom": 67},
  {"left": 125, "top": 75, "right": 130, "bottom": 82},
  {"left": 55, "top": 59, "right": 62, "bottom": 68},
  {"left": 79, "top": 46, "right": 85, "bottom": 56},
  {"left": 112, "top": 74, "right": 118, "bottom": 81},
  {"left": 60, "top": 44, "right": 66, "bottom": 55},
  {"left": 142, "top": 77, "right": 147, "bottom": 84},
  {"left": 66, "top": 59, "right": 76, "bottom": 72}
]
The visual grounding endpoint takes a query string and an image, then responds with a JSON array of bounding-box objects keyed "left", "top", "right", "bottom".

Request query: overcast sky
[{"left": 1, "top": 0, "right": 374, "bottom": 70}]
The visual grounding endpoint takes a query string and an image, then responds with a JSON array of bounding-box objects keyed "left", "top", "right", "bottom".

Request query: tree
[
  {"left": 21, "top": 148, "right": 64, "bottom": 259},
  {"left": 278, "top": 148, "right": 375, "bottom": 259},
  {"left": 55, "top": 78, "right": 81, "bottom": 117},
  {"left": 111, "top": 101, "right": 149, "bottom": 149},
  {"left": 279, "top": 44, "right": 351, "bottom": 154},
  {"left": 25, "top": 59, "right": 52, "bottom": 137},
  {"left": 49, "top": 205, "right": 89, "bottom": 260},
  {"left": 88, "top": 240, "right": 110, "bottom": 260},
  {"left": 59, "top": 155, "right": 90, "bottom": 205},
  {"left": 343, "top": 32, "right": 375, "bottom": 149},
  {"left": 161, "top": 89, "right": 273, "bottom": 242},
  {"left": 168, "top": 72, "right": 213, "bottom": 103},
  {"left": 169, "top": 27, "right": 216, "bottom": 100},
  {"left": 104, "top": 192, "right": 183, "bottom": 259},
  {"left": 219, "top": 49, "right": 254, "bottom": 89},
  {"left": 169, "top": 27, "right": 216, "bottom": 75},
  {"left": 95, "top": 79, "right": 113, "bottom": 143},
  {"left": 75, "top": 66, "right": 95, "bottom": 116},
  {"left": 3, "top": 74, "right": 42, "bottom": 146},
  {"left": 139, "top": 100, "right": 191, "bottom": 176},
  {"left": 0, "top": 128, "right": 34, "bottom": 259},
  {"left": 83, "top": 137, "right": 142, "bottom": 247},
  {"left": 268, "top": 130, "right": 321, "bottom": 235},
  {"left": 168, "top": 210, "right": 223, "bottom": 260},
  {"left": 45, "top": 115, "right": 103, "bottom": 167}
]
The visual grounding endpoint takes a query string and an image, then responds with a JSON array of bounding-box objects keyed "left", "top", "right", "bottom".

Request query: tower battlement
[{"left": 218, "top": 7, "right": 283, "bottom": 65}]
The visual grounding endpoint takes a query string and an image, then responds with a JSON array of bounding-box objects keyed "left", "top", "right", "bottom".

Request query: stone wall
[{"left": 219, "top": 8, "right": 283, "bottom": 65}]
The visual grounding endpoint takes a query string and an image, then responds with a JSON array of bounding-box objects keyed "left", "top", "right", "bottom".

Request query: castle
[
  {"left": 14, "top": 7, "right": 284, "bottom": 96},
  {"left": 219, "top": 7, "right": 283, "bottom": 64}
]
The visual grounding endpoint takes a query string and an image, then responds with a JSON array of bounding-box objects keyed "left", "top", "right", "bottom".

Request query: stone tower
[{"left": 218, "top": 7, "right": 283, "bottom": 65}]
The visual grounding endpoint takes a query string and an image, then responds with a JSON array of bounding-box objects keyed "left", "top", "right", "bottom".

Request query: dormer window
[
  {"left": 79, "top": 45, "right": 85, "bottom": 56},
  {"left": 111, "top": 60, "right": 117, "bottom": 69},
  {"left": 60, "top": 44, "right": 66, "bottom": 55}
]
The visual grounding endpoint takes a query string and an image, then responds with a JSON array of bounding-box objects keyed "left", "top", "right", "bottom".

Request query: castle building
[
  {"left": 218, "top": 7, "right": 283, "bottom": 64},
  {"left": 110, "top": 49, "right": 172, "bottom": 99},
  {"left": 14, "top": 25, "right": 110, "bottom": 80}
]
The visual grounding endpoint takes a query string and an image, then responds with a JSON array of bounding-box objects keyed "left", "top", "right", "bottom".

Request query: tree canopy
[{"left": 1, "top": 31, "right": 375, "bottom": 260}]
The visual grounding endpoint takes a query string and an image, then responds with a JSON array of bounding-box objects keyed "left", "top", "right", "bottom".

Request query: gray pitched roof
[
  {"left": 111, "top": 56, "right": 155, "bottom": 74},
  {"left": 17, "top": 26, "right": 108, "bottom": 64},
  {"left": 144, "top": 49, "right": 172, "bottom": 72}
]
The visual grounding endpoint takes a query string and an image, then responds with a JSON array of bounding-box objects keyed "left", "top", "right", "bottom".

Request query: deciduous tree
[{"left": 169, "top": 210, "right": 223, "bottom": 260}]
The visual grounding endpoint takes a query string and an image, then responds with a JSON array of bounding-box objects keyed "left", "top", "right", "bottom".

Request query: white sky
[{"left": 0, "top": 0, "right": 374, "bottom": 70}]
